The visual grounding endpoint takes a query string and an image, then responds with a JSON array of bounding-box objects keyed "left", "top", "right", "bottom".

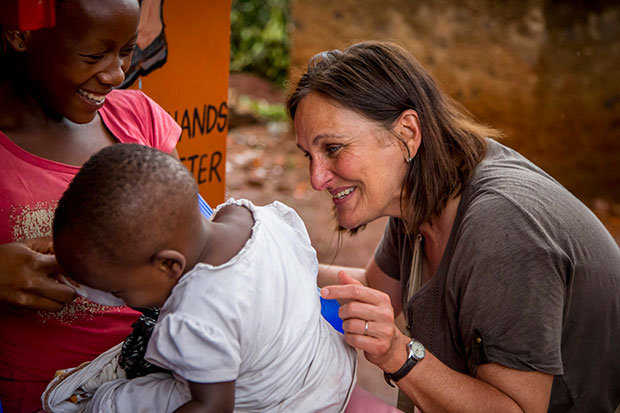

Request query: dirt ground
[{"left": 225, "top": 73, "right": 620, "bottom": 407}]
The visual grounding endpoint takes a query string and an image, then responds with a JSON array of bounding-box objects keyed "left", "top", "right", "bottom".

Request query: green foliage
[
  {"left": 239, "top": 95, "right": 289, "bottom": 122},
  {"left": 230, "top": 0, "right": 290, "bottom": 88}
]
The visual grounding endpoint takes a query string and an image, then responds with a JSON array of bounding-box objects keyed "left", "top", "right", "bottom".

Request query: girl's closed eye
[
  {"left": 120, "top": 45, "right": 137, "bottom": 58},
  {"left": 77, "top": 52, "right": 104, "bottom": 63}
]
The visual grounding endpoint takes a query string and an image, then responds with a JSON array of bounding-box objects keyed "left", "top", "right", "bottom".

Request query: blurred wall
[{"left": 290, "top": 0, "right": 620, "bottom": 202}]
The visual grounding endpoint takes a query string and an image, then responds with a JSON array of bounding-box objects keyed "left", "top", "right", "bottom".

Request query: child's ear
[{"left": 153, "top": 250, "right": 186, "bottom": 281}]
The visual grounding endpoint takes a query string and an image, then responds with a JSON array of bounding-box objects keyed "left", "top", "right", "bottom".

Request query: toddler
[{"left": 52, "top": 143, "right": 357, "bottom": 412}]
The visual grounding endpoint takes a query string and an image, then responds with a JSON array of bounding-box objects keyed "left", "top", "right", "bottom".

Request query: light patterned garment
[
  {"left": 0, "top": 89, "right": 181, "bottom": 413},
  {"left": 146, "top": 199, "right": 358, "bottom": 412}
]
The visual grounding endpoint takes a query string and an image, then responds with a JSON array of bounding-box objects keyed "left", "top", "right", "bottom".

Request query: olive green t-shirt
[{"left": 375, "top": 139, "right": 620, "bottom": 412}]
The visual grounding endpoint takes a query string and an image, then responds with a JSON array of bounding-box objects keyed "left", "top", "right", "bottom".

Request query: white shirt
[{"left": 146, "top": 199, "right": 357, "bottom": 412}]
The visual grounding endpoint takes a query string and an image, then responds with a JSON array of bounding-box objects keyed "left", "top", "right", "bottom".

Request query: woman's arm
[
  {"left": 388, "top": 344, "right": 552, "bottom": 412},
  {"left": 322, "top": 264, "right": 553, "bottom": 413}
]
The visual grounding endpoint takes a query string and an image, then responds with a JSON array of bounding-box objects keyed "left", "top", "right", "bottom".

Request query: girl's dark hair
[{"left": 287, "top": 41, "right": 502, "bottom": 232}]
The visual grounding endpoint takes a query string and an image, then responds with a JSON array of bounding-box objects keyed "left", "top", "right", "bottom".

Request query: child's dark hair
[{"left": 53, "top": 143, "right": 197, "bottom": 263}]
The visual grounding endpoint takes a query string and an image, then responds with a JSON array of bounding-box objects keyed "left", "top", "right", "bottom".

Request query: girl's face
[
  {"left": 294, "top": 93, "right": 408, "bottom": 230},
  {"left": 23, "top": 0, "right": 140, "bottom": 123}
]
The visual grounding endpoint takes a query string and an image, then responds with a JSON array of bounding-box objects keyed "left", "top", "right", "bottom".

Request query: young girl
[
  {"left": 52, "top": 144, "right": 357, "bottom": 412},
  {"left": 0, "top": 0, "right": 192, "bottom": 410}
]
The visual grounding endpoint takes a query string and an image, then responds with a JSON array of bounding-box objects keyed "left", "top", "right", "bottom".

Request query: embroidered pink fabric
[{"left": 0, "top": 89, "right": 180, "bottom": 412}]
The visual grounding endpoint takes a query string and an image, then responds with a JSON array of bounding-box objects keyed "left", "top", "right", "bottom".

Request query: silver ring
[{"left": 364, "top": 320, "right": 369, "bottom": 336}]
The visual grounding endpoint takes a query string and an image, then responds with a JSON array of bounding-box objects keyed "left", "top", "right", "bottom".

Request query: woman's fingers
[
  {"left": 316, "top": 263, "right": 409, "bottom": 371},
  {"left": 342, "top": 318, "right": 370, "bottom": 336},
  {"left": 321, "top": 269, "right": 400, "bottom": 363},
  {"left": 341, "top": 318, "right": 393, "bottom": 340},
  {"left": 321, "top": 281, "right": 389, "bottom": 307}
]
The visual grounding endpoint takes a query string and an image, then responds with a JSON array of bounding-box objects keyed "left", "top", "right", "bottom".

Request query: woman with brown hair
[{"left": 289, "top": 41, "right": 620, "bottom": 412}]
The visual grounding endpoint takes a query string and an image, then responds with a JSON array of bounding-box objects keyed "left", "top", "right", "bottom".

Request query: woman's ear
[
  {"left": 153, "top": 250, "right": 186, "bottom": 281},
  {"left": 396, "top": 109, "right": 422, "bottom": 161},
  {"left": 2, "top": 27, "right": 28, "bottom": 52}
]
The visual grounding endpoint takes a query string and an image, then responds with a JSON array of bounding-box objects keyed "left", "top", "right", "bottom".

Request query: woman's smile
[{"left": 331, "top": 186, "right": 355, "bottom": 203}]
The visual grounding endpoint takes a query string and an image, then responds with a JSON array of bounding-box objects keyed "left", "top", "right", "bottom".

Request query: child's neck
[
  {"left": 192, "top": 204, "right": 254, "bottom": 268},
  {"left": 183, "top": 215, "right": 214, "bottom": 270}
]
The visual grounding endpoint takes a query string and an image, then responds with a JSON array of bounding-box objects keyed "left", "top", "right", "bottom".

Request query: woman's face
[
  {"left": 23, "top": 0, "right": 140, "bottom": 123},
  {"left": 295, "top": 93, "right": 408, "bottom": 230}
]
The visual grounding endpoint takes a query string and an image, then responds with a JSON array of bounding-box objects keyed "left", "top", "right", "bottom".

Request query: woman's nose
[{"left": 309, "top": 159, "right": 332, "bottom": 191}]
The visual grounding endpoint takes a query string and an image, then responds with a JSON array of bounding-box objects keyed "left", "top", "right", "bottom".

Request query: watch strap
[{"left": 383, "top": 354, "right": 418, "bottom": 387}]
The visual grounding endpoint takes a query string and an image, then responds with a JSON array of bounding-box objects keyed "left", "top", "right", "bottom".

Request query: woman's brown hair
[{"left": 287, "top": 41, "right": 502, "bottom": 232}]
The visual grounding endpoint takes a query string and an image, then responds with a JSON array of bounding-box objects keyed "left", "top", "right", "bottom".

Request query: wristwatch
[{"left": 383, "top": 338, "right": 425, "bottom": 387}]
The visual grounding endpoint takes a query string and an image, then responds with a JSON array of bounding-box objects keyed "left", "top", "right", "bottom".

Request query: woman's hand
[
  {"left": 0, "top": 236, "right": 76, "bottom": 312},
  {"left": 321, "top": 270, "right": 409, "bottom": 372}
]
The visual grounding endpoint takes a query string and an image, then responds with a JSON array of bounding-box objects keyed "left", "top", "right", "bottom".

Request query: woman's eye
[{"left": 326, "top": 145, "right": 341, "bottom": 155}]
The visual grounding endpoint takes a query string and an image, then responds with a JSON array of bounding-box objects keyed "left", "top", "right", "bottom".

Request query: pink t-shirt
[{"left": 0, "top": 89, "right": 180, "bottom": 412}]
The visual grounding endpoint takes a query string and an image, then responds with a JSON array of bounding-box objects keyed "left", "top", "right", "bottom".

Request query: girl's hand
[
  {"left": 320, "top": 271, "right": 409, "bottom": 372},
  {"left": 0, "top": 237, "right": 76, "bottom": 312}
]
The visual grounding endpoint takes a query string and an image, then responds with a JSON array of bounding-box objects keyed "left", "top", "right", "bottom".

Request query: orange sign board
[{"left": 130, "top": 0, "right": 231, "bottom": 208}]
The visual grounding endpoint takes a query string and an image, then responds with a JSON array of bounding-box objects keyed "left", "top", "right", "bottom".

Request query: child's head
[{"left": 53, "top": 143, "right": 200, "bottom": 308}]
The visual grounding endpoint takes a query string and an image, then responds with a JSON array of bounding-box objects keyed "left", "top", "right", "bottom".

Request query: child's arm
[{"left": 173, "top": 380, "right": 235, "bottom": 413}]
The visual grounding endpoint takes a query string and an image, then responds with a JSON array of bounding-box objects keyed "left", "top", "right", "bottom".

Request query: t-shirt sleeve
[
  {"left": 99, "top": 89, "right": 181, "bottom": 154},
  {"left": 453, "top": 192, "right": 568, "bottom": 375},
  {"left": 145, "top": 312, "right": 241, "bottom": 383},
  {"left": 374, "top": 217, "right": 404, "bottom": 280}
]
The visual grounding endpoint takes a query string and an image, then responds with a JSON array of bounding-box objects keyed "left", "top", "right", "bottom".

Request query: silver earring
[
  {"left": 404, "top": 144, "right": 413, "bottom": 163},
  {"left": 18, "top": 43, "right": 24, "bottom": 48}
]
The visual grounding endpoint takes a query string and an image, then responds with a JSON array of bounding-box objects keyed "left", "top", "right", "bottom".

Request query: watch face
[{"left": 409, "top": 340, "right": 426, "bottom": 360}]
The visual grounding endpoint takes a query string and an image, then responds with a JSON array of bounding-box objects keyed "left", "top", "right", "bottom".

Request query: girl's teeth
[
  {"left": 78, "top": 90, "right": 105, "bottom": 104},
  {"left": 334, "top": 188, "right": 354, "bottom": 199}
]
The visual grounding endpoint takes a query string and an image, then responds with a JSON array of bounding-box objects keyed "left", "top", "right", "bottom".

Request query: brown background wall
[{"left": 290, "top": 0, "right": 620, "bottom": 203}]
